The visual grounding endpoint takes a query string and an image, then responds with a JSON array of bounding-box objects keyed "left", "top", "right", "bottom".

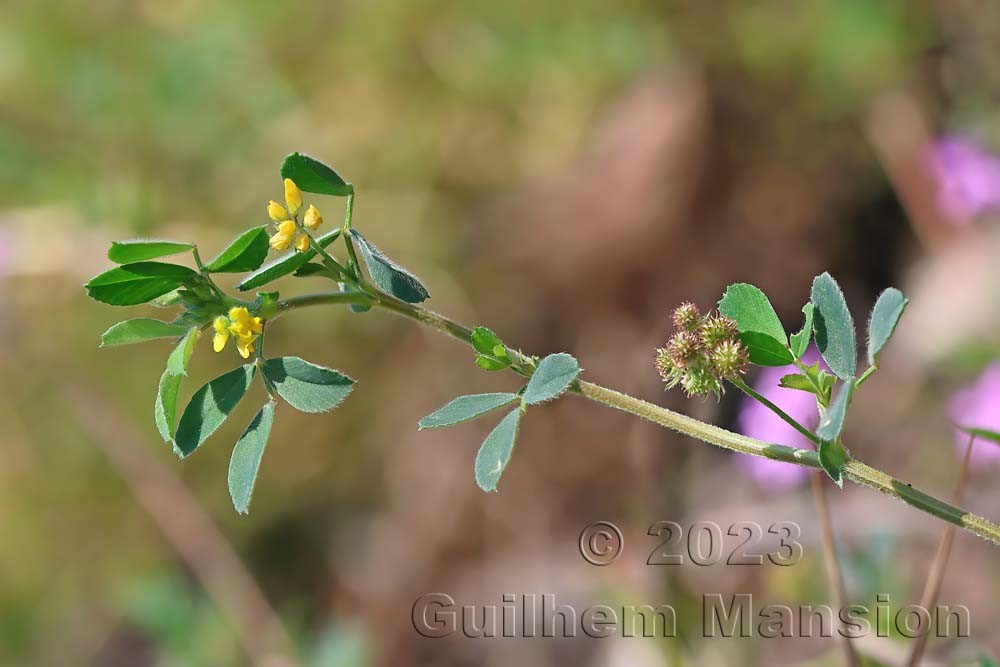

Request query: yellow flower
[
  {"left": 270, "top": 233, "right": 292, "bottom": 250},
  {"left": 212, "top": 307, "right": 264, "bottom": 359},
  {"left": 213, "top": 316, "right": 230, "bottom": 352},
  {"left": 268, "top": 200, "right": 290, "bottom": 222},
  {"left": 294, "top": 232, "right": 311, "bottom": 253},
  {"left": 303, "top": 204, "right": 323, "bottom": 230},
  {"left": 228, "top": 305, "right": 263, "bottom": 331},
  {"left": 235, "top": 335, "right": 256, "bottom": 359},
  {"left": 269, "top": 219, "right": 297, "bottom": 250},
  {"left": 284, "top": 178, "right": 303, "bottom": 216}
]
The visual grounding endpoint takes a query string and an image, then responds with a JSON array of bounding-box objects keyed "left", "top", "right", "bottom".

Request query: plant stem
[
  {"left": 274, "top": 291, "right": 372, "bottom": 317},
  {"left": 811, "top": 471, "right": 861, "bottom": 667},
  {"left": 905, "top": 434, "right": 976, "bottom": 667},
  {"left": 301, "top": 229, "right": 349, "bottom": 278},
  {"left": 857, "top": 364, "right": 878, "bottom": 386},
  {"left": 272, "top": 290, "right": 1000, "bottom": 547},
  {"left": 191, "top": 247, "right": 227, "bottom": 301},
  {"left": 340, "top": 194, "right": 364, "bottom": 279},
  {"left": 730, "top": 376, "right": 821, "bottom": 446}
]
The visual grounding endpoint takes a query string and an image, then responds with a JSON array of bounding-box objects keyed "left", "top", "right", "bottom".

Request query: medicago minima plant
[{"left": 85, "top": 153, "right": 1000, "bottom": 546}]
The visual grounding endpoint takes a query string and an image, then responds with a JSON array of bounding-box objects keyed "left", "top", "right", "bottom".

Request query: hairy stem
[{"left": 272, "top": 290, "right": 1000, "bottom": 547}]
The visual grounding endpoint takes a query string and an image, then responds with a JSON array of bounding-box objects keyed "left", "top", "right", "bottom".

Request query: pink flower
[
  {"left": 734, "top": 350, "right": 826, "bottom": 490},
  {"left": 928, "top": 135, "right": 1000, "bottom": 225},
  {"left": 949, "top": 362, "right": 1000, "bottom": 465}
]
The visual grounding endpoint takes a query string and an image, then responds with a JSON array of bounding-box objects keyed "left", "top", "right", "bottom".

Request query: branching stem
[{"left": 271, "top": 290, "right": 1000, "bottom": 547}]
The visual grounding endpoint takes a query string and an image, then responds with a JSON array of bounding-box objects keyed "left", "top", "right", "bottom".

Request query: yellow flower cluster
[
  {"left": 213, "top": 306, "right": 264, "bottom": 359},
  {"left": 267, "top": 179, "right": 324, "bottom": 252}
]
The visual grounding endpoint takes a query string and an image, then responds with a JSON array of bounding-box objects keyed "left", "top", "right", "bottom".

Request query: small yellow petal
[
  {"left": 213, "top": 330, "right": 229, "bottom": 352},
  {"left": 303, "top": 204, "right": 323, "bottom": 229},
  {"left": 294, "top": 233, "right": 311, "bottom": 253},
  {"left": 251, "top": 317, "right": 264, "bottom": 334},
  {"left": 277, "top": 220, "right": 297, "bottom": 235},
  {"left": 267, "top": 200, "right": 289, "bottom": 222},
  {"left": 237, "top": 341, "right": 253, "bottom": 359},
  {"left": 213, "top": 316, "right": 229, "bottom": 334},
  {"left": 270, "top": 232, "right": 292, "bottom": 250},
  {"left": 284, "top": 178, "right": 302, "bottom": 216},
  {"left": 229, "top": 306, "right": 250, "bottom": 321}
]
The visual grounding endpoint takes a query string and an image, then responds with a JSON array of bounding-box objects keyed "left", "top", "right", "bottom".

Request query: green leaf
[
  {"left": 740, "top": 332, "right": 795, "bottom": 366},
  {"left": 204, "top": 226, "right": 270, "bottom": 273},
  {"left": 474, "top": 408, "right": 523, "bottom": 492},
  {"left": 228, "top": 401, "right": 276, "bottom": 514},
  {"left": 154, "top": 329, "right": 201, "bottom": 443},
  {"left": 339, "top": 281, "right": 373, "bottom": 313},
  {"left": 150, "top": 288, "right": 183, "bottom": 308},
  {"left": 718, "top": 283, "right": 792, "bottom": 367},
  {"left": 262, "top": 357, "right": 354, "bottom": 413},
  {"left": 165, "top": 328, "right": 200, "bottom": 376},
  {"left": 778, "top": 373, "right": 815, "bottom": 393},
  {"left": 957, "top": 427, "right": 1000, "bottom": 447},
  {"left": 108, "top": 239, "right": 193, "bottom": 263},
  {"left": 86, "top": 262, "right": 200, "bottom": 306},
  {"left": 810, "top": 272, "right": 857, "bottom": 380},
  {"left": 818, "top": 439, "right": 849, "bottom": 488},
  {"left": 471, "top": 326, "right": 511, "bottom": 371},
  {"left": 867, "top": 287, "right": 908, "bottom": 365},
  {"left": 100, "top": 319, "right": 189, "bottom": 347},
  {"left": 174, "top": 365, "right": 256, "bottom": 457},
  {"left": 522, "top": 353, "right": 580, "bottom": 405},
  {"left": 475, "top": 357, "right": 509, "bottom": 371},
  {"left": 790, "top": 303, "right": 814, "bottom": 360},
  {"left": 419, "top": 393, "right": 519, "bottom": 429},
  {"left": 281, "top": 152, "right": 353, "bottom": 197},
  {"left": 784, "top": 363, "right": 836, "bottom": 405},
  {"left": 155, "top": 371, "right": 183, "bottom": 444},
  {"left": 816, "top": 380, "right": 854, "bottom": 443},
  {"left": 472, "top": 327, "right": 504, "bottom": 355},
  {"left": 350, "top": 229, "right": 430, "bottom": 303},
  {"left": 293, "top": 263, "right": 335, "bottom": 278},
  {"left": 236, "top": 229, "right": 341, "bottom": 291}
]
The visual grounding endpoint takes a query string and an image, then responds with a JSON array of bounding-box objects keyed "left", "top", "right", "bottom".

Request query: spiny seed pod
[
  {"left": 699, "top": 315, "right": 739, "bottom": 347},
  {"left": 681, "top": 365, "right": 723, "bottom": 399},
  {"left": 667, "top": 331, "right": 702, "bottom": 368},
  {"left": 710, "top": 339, "right": 749, "bottom": 379},
  {"left": 654, "top": 347, "right": 674, "bottom": 377},
  {"left": 655, "top": 348, "right": 683, "bottom": 389},
  {"left": 672, "top": 302, "right": 702, "bottom": 332}
]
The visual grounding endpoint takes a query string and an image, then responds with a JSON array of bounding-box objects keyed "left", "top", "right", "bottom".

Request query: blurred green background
[{"left": 3, "top": 0, "right": 1000, "bottom": 665}]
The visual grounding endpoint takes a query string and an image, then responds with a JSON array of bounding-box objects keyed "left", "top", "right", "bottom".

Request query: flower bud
[
  {"left": 270, "top": 231, "right": 293, "bottom": 250},
  {"left": 268, "top": 200, "right": 290, "bottom": 222},
  {"left": 284, "top": 178, "right": 302, "bottom": 216},
  {"left": 303, "top": 204, "right": 323, "bottom": 230},
  {"left": 294, "top": 232, "right": 311, "bottom": 253}
]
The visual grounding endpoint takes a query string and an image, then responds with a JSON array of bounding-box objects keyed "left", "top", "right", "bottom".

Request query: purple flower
[
  {"left": 928, "top": 135, "right": 1000, "bottom": 225},
  {"left": 734, "top": 351, "right": 826, "bottom": 490},
  {"left": 949, "top": 362, "right": 1000, "bottom": 465}
]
